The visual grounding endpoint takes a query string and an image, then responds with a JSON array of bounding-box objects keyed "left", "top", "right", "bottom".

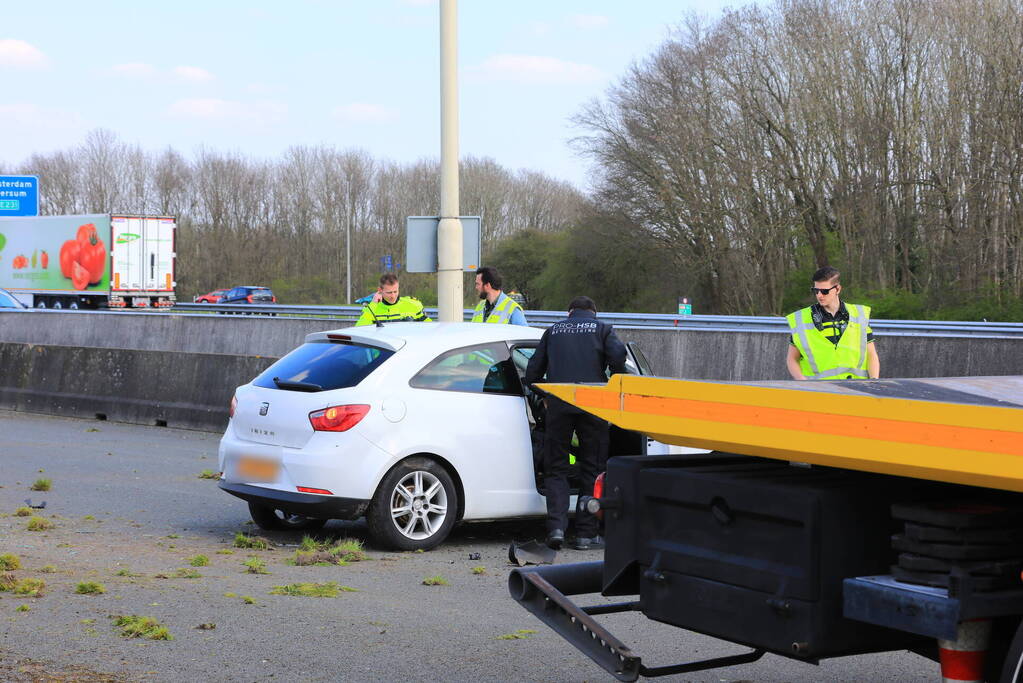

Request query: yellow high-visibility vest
[
  {"left": 471, "top": 293, "right": 522, "bottom": 324},
  {"left": 786, "top": 304, "right": 871, "bottom": 380}
]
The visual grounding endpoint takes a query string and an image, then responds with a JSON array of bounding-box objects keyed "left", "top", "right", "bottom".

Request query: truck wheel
[
  {"left": 35, "top": 299, "right": 47, "bottom": 309},
  {"left": 52, "top": 300, "right": 63, "bottom": 309},
  {"left": 247, "top": 501, "right": 327, "bottom": 532},
  {"left": 367, "top": 457, "right": 458, "bottom": 551},
  {"left": 67, "top": 300, "right": 79, "bottom": 310}
]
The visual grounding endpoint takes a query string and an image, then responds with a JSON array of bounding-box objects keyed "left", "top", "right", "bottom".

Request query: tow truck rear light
[
  {"left": 229, "top": 394, "right": 237, "bottom": 418},
  {"left": 591, "top": 472, "right": 606, "bottom": 519},
  {"left": 246, "top": 294, "right": 254, "bottom": 303},
  {"left": 309, "top": 404, "right": 370, "bottom": 432}
]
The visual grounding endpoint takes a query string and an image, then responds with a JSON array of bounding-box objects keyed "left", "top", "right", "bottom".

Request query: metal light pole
[{"left": 437, "top": 0, "right": 463, "bottom": 321}]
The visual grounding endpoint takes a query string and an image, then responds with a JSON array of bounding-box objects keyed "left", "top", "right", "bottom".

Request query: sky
[{"left": 1, "top": 0, "right": 744, "bottom": 191}]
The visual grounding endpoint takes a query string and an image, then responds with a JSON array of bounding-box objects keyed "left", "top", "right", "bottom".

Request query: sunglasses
[{"left": 811, "top": 285, "right": 838, "bottom": 295}]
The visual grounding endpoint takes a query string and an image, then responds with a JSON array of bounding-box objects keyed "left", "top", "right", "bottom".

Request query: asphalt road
[{"left": 0, "top": 409, "right": 938, "bottom": 682}]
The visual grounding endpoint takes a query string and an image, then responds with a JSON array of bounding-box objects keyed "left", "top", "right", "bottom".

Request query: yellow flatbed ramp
[{"left": 539, "top": 375, "right": 1023, "bottom": 493}]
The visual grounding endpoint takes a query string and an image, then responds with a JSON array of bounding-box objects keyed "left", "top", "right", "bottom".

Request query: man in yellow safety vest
[
  {"left": 786, "top": 266, "right": 880, "bottom": 380},
  {"left": 355, "top": 273, "right": 430, "bottom": 326},
  {"left": 471, "top": 266, "right": 527, "bottom": 325}
]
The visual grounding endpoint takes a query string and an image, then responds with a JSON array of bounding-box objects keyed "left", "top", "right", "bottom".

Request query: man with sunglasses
[{"left": 786, "top": 266, "right": 880, "bottom": 380}]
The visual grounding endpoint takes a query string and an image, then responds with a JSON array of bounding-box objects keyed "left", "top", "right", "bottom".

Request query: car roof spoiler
[{"left": 304, "top": 330, "right": 407, "bottom": 352}]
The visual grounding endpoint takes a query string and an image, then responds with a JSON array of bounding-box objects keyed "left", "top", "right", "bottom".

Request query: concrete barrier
[
  {"left": 1, "top": 311, "right": 1020, "bottom": 432},
  {"left": 0, "top": 342, "right": 273, "bottom": 432},
  {"left": 4, "top": 310, "right": 1022, "bottom": 379}
]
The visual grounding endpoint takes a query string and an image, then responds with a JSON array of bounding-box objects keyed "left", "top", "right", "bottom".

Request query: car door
[{"left": 405, "top": 342, "right": 542, "bottom": 520}]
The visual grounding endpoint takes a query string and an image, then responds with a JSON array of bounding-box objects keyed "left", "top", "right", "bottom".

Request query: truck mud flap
[{"left": 509, "top": 561, "right": 764, "bottom": 681}]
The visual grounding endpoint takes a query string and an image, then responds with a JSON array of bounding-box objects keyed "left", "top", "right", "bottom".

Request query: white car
[{"left": 218, "top": 322, "right": 692, "bottom": 550}]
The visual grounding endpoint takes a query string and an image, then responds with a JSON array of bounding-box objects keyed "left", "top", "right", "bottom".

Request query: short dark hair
[
  {"left": 568, "top": 295, "right": 596, "bottom": 313},
  {"left": 379, "top": 272, "right": 399, "bottom": 286},
  {"left": 812, "top": 266, "right": 840, "bottom": 284},
  {"left": 476, "top": 266, "right": 502, "bottom": 290}
]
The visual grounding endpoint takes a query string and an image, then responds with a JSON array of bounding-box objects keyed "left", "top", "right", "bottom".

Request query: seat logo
[{"left": 259, "top": 402, "right": 269, "bottom": 416}]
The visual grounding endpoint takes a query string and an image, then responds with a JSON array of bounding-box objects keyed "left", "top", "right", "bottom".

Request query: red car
[{"left": 194, "top": 288, "right": 229, "bottom": 303}]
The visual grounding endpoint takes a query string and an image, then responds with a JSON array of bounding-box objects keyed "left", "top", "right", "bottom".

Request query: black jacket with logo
[{"left": 525, "top": 309, "right": 627, "bottom": 386}]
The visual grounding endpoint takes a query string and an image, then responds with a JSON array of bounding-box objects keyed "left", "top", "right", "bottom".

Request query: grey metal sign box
[{"left": 405, "top": 216, "right": 481, "bottom": 273}]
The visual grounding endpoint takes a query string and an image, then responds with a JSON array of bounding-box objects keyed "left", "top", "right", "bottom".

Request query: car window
[
  {"left": 410, "top": 343, "right": 519, "bottom": 395},
  {"left": 253, "top": 340, "right": 393, "bottom": 392}
]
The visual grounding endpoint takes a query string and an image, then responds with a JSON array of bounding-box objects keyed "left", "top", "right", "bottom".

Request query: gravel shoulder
[{"left": 0, "top": 409, "right": 936, "bottom": 682}]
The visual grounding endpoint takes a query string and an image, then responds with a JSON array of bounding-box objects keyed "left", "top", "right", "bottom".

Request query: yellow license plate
[{"left": 235, "top": 456, "right": 279, "bottom": 483}]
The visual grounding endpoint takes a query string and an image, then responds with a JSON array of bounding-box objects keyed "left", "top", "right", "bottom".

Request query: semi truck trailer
[
  {"left": 511, "top": 375, "right": 1023, "bottom": 682},
  {"left": 0, "top": 213, "right": 176, "bottom": 309}
]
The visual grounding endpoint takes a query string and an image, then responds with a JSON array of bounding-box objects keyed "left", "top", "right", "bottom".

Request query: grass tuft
[
  {"left": 293, "top": 537, "right": 365, "bottom": 566},
  {"left": 30, "top": 478, "right": 51, "bottom": 491},
  {"left": 496, "top": 629, "right": 538, "bottom": 640},
  {"left": 39, "top": 565, "right": 56, "bottom": 574},
  {"left": 113, "top": 615, "right": 173, "bottom": 640},
  {"left": 471, "top": 566, "right": 487, "bottom": 575},
  {"left": 188, "top": 555, "right": 210, "bottom": 567},
  {"left": 0, "top": 554, "right": 21, "bottom": 571},
  {"left": 15, "top": 604, "right": 30, "bottom": 612},
  {"left": 75, "top": 581, "right": 106, "bottom": 595},
  {"left": 242, "top": 595, "right": 256, "bottom": 604},
  {"left": 422, "top": 575, "right": 449, "bottom": 586},
  {"left": 27, "top": 516, "right": 54, "bottom": 531},
  {"left": 269, "top": 581, "right": 355, "bottom": 597},
  {"left": 14, "top": 507, "right": 33, "bottom": 517},
  {"left": 215, "top": 549, "right": 234, "bottom": 555},
  {"left": 197, "top": 469, "right": 219, "bottom": 479},
  {"left": 234, "top": 532, "right": 271, "bottom": 550},
  {"left": 243, "top": 557, "right": 269, "bottom": 575},
  {"left": 0, "top": 573, "right": 16, "bottom": 591},
  {"left": 12, "top": 577, "right": 46, "bottom": 597}
]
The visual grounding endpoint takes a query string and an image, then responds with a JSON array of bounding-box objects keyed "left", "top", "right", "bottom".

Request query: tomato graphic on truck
[{"left": 0, "top": 213, "right": 176, "bottom": 309}]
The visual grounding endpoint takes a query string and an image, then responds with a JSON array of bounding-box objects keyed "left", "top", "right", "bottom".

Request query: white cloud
[
  {"left": 331, "top": 102, "right": 399, "bottom": 124},
  {"left": 470, "top": 54, "right": 603, "bottom": 85},
  {"left": 173, "top": 65, "right": 214, "bottom": 83},
  {"left": 0, "top": 39, "right": 47, "bottom": 69},
  {"left": 168, "top": 98, "right": 286, "bottom": 127},
  {"left": 0, "top": 103, "right": 85, "bottom": 162},
  {"left": 246, "top": 82, "right": 274, "bottom": 95},
  {"left": 569, "top": 14, "right": 609, "bottom": 30},
  {"left": 111, "top": 62, "right": 157, "bottom": 78}
]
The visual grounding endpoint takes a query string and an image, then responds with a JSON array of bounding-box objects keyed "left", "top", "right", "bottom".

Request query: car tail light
[
  {"left": 246, "top": 295, "right": 254, "bottom": 303},
  {"left": 309, "top": 405, "right": 370, "bottom": 432},
  {"left": 271, "top": 296, "right": 277, "bottom": 303},
  {"left": 593, "top": 472, "right": 605, "bottom": 520},
  {"left": 229, "top": 394, "right": 237, "bottom": 418},
  {"left": 297, "top": 486, "right": 333, "bottom": 495}
]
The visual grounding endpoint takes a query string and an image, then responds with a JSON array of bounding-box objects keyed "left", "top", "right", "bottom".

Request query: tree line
[
  {"left": 569, "top": 0, "right": 1023, "bottom": 319},
  {"left": 6, "top": 129, "right": 586, "bottom": 304}
]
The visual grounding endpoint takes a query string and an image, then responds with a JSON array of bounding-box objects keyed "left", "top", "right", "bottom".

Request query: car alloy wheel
[
  {"left": 390, "top": 470, "right": 448, "bottom": 540},
  {"left": 368, "top": 457, "right": 459, "bottom": 551}
]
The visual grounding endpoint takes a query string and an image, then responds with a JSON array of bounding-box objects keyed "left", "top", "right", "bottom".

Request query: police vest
[
  {"left": 786, "top": 304, "right": 871, "bottom": 380},
  {"left": 356, "top": 297, "right": 429, "bottom": 326},
  {"left": 471, "top": 294, "right": 522, "bottom": 324}
]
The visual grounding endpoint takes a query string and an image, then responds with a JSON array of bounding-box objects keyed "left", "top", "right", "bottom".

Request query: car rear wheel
[
  {"left": 367, "top": 457, "right": 458, "bottom": 551},
  {"left": 247, "top": 501, "right": 327, "bottom": 532}
]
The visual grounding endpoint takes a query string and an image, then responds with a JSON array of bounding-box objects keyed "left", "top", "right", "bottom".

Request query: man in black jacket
[{"left": 525, "top": 296, "right": 626, "bottom": 550}]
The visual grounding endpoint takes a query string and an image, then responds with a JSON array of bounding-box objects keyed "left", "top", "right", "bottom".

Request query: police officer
[
  {"left": 355, "top": 273, "right": 430, "bottom": 326},
  {"left": 786, "top": 266, "right": 880, "bottom": 380},
  {"left": 471, "top": 266, "right": 527, "bottom": 325},
  {"left": 525, "top": 296, "right": 626, "bottom": 550}
]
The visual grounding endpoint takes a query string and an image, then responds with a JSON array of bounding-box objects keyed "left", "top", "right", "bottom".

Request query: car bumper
[{"left": 218, "top": 481, "right": 370, "bottom": 519}]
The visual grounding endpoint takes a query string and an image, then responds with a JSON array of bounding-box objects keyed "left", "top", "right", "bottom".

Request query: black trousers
[{"left": 543, "top": 398, "right": 609, "bottom": 538}]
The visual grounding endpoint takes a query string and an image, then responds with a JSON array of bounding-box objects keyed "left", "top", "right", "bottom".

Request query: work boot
[
  {"left": 545, "top": 528, "right": 565, "bottom": 550},
  {"left": 571, "top": 535, "right": 605, "bottom": 551}
]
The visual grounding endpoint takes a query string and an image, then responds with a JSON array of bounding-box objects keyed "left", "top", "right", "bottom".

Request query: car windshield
[
  {"left": 253, "top": 340, "right": 393, "bottom": 392},
  {"left": 0, "top": 290, "right": 24, "bottom": 308}
]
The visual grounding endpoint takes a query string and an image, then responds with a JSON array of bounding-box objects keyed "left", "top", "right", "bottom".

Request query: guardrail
[{"left": 167, "top": 303, "right": 1023, "bottom": 339}]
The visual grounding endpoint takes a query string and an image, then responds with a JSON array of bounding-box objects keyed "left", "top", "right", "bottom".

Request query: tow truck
[{"left": 510, "top": 375, "right": 1023, "bottom": 682}]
